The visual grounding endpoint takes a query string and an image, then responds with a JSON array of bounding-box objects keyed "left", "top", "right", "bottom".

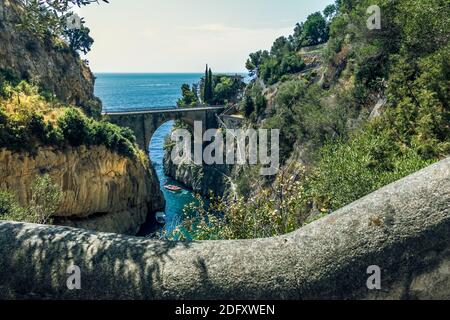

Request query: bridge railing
[{"left": 102, "top": 105, "right": 226, "bottom": 116}]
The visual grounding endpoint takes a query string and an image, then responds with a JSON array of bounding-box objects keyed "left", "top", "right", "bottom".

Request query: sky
[{"left": 78, "top": 0, "right": 334, "bottom": 73}]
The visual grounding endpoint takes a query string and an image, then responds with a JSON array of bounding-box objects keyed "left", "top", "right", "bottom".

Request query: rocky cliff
[
  {"left": 0, "top": 0, "right": 100, "bottom": 114},
  {"left": 0, "top": 146, "right": 165, "bottom": 235},
  {"left": 0, "top": 0, "right": 166, "bottom": 234},
  {"left": 163, "top": 146, "right": 230, "bottom": 197}
]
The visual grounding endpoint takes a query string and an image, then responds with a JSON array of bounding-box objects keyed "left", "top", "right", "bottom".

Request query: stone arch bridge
[{"left": 103, "top": 106, "right": 226, "bottom": 151}]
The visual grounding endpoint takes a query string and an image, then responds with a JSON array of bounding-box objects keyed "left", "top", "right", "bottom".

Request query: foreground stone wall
[{"left": 0, "top": 159, "right": 449, "bottom": 300}]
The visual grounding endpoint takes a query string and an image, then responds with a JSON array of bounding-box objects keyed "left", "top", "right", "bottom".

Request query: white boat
[{"left": 155, "top": 212, "right": 167, "bottom": 225}]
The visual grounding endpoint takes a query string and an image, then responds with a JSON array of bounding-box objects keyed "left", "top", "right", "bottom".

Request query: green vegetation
[
  {"left": 203, "top": 65, "right": 214, "bottom": 103},
  {"left": 179, "top": 67, "right": 245, "bottom": 107},
  {"left": 0, "top": 80, "right": 139, "bottom": 158},
  {"left": 0, "top": 174, "right": 62, "bottom": 224},
  {"left": 17, "top": 0, "right": 107, "bottom": 55},
  {"left": 177, "top": 0, "right": 449, "bottom": 240},
  {"left": 58, "top": 108, "right": 137, "bottom": 157},
  {"left": 246, "top": 11, "right": 330, "bottom": 84},
  {"left": 64, "top": 24, "right": 94, "bottom": 55},
  {"left": 169, "top": 165, "right": 311, "bottom": 240},
  {"left": 177, "top": 84, "right": 199, "bottom": 108},
  {"left": 28, "top": 174, "right": 63, "bottom": 225},
  {"left": 0, "top": 191, "right": 26, "bottom": 222},
  {"left": 211, "top": 74, "right": 246, "bottom": 105},
  {"left": 311, "top": 128, "right": 435, "bottom": 210}
]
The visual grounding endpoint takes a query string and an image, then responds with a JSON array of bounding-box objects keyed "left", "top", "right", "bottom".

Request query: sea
[{"left": 94, "top": 73, "right": 204, "bottom": 237}]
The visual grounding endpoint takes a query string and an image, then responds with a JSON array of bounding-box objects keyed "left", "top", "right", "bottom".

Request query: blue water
[
  {"left": 95, "top": 73, "right": 203, "bottom": 236},
  {"left": 96, "top": 73, "right": 203, "bottom": 112}
]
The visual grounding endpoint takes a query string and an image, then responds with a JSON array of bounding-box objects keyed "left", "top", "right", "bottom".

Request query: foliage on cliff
[
  {"left": 17, "top": 0, "right": 107, "bottom": 55},
  {"left": 177, "top": 0, "right": 449, "bottom": 240},
  {"left": 201, "top": 70, "right": 246, "bottom": 105},
  {"left": 245, "top": 11, "right": 330, "bottom": 84},
  {"left": 0, "top": 79, "right": 141, "bottom": 159},
  {"left": 0, "top": 174, "right": 62, "bottom": 224}
]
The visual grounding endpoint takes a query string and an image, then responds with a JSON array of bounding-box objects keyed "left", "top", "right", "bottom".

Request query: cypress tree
[
  {"left": 204, "top": 64, "right": 210, "bottom": 103},
  {"left": 208, "top": 68, "right": 213, "bottom": 104}
]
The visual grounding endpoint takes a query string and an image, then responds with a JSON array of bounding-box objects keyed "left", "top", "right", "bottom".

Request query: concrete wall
[{"left": 0, "top": 159, "right": 449, "bottom": 300}]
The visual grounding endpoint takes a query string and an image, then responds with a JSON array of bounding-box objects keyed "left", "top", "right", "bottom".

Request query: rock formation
[
  {"left": 0, "top": 0, "right": 100, "bottom": 113},
  {"left": 0, "top": 0, "right": 165, "bottom": 234},
  {"left": 0, "top": 146, "right": 165, "bottom": 235},
  {"left": 163, "top": 151, "right": 230, "bottom": 196}
]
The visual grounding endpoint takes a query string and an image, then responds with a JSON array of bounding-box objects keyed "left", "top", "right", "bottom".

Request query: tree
[
  {"left": 28, "top": 174, "right": 62, "bottom": 225},
  {"left": 177, "top": 84, "right": 198, "bottom": 108},
  {"left": 203, "top": 64, "right": 211, "bottom": 103},
  {"left": 203, "top": 65, "right": 214, "bottom": 104},
  {"left": 246, "top": 50, "right": 270, "bottom": 76},
  {"left": 289, "top": 23, "right": 304, "bottom": 50},
  {"left": 301, "top": 12, "right": 329, "bottom": 46},
  {"left": 243, "top": 95, "right": 254, "bottom": 117},
  {"left": 255, "top": 93, "right": 267, "bottom": 114},
  {"left": 208, "top": 68, "right": 213, "bottom": 102},
  {"left": 323, "top": 4, "right": 337, "bottom": 21},
  {"left": 18, "top": 0, "right": 107, "bottom": 54},
  {"left": 270, "top": 36, "right": 292, "bottom": 58},
  {"left": 64, "top": 25, "right": 94, "bottom": 54}
]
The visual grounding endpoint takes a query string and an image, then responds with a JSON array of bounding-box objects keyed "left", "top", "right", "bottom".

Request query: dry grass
[{"left": 0, "top": 83, "right": 68, "bottom": 125}]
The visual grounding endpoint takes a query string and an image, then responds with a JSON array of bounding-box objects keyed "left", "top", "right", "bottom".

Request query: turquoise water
[{"left": 95, "top": 73, "right": 203, "bottom": 236}]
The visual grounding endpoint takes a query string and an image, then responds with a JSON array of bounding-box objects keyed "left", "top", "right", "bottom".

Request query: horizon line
[{"left": 92, "top": 71, "right": 249, "bottom": 74}]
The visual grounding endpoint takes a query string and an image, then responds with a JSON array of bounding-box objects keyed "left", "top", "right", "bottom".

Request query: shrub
[
  {"left": 90, "top": 121, "right": 136, "bottom": 157},
  {"left": 0, "top": 175, "right": 62, "bottom": 224},
  {"left": 44, "top": 123, "right": 65, "bottom": 146},
  {"left": 169, "top": 164, "right": 310, "bottom": 240},
  {"left": 119, "top": 127, "right": 137, "bottom": 145},
  {"left": 0, "top": 191, "right": 26, "bottom": 221},
  {"left": 57, "top": 108, "right": 91, "bottom": 146},
  {"left": 28, "top": 112, "right": 47, "bottom": 141},
  {"left": 28, "top": 174, "right": 62, "bottom": 225},
  {"left": 0, "top": 107, "right": 7, "bottom": 125},
  {"left": 310, "top": 129, "right": 434, "bottom": 211},
  {"left": 2, "top": 117, "right": 29, "bottom": 150},
  {"left": 83, "top": 98, "right": 103, "bottom": 119}
]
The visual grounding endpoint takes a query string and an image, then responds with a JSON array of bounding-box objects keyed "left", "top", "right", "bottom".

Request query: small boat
[
  {"left": 155, "top": 212, "right": 166, "bottom": 225},
  {"left": 164, "top": 184, "right": 182, "bottom": 193}
]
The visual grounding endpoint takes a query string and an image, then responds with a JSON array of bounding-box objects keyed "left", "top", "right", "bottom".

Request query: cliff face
[
  {"left": 163, "top": 149, "right": 230, "bottom": 197},
  {"left": 0, "top": 0, "right": 100, "bottom": 113},
  {"left": 0, "top": 146, "right": 165, "bottom": 235},
  {"left": 0, "top": 0, "right": 166, "bottom": 234}
]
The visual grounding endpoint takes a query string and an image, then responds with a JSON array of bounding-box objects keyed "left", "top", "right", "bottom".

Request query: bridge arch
[{"left": 104, "top": 106, "right": 225, "bottom": 152}]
